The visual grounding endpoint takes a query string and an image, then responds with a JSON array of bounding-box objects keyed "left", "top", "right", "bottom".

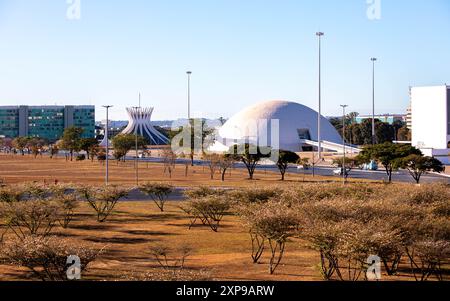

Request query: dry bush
[
  {"left": 149, "top": 244, "right": 192, "bottom": 270},
  {"left": 79, "top": 185, "right": 129, "bottom": 222},
  {"left": 241, "top": 201, "right": 300, "bottom": 274},
  {"left": 281, "top": 183, "right": 381, "bottom": 205},
  {"left": 48, "top": 184, "right": 79, "bottom": 229},
  {"left": 294, "top": 183, "right": 450, "bottom": 281},
  {"left": 229, "top": 187, "right": 281, "bottom": 206},
  {"left": 0, "top": 235, "right": 103, "bottom": 281},
  {"left": 407, "top": 239, "right": 450, "bottom": 281},
  {"left": 183, "top": 186, "right": 227, "bottom": 199},
  {"left": 181, "top": 196, "right": 231, "bottom": 232},
  {"left": 140, "top": 183, "right": 174, "bottom": 212},
  {"left": 0, "top": 183, "right": 80, "bottom": 238}
]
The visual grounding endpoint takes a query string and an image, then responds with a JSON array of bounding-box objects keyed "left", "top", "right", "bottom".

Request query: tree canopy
[{"left": 357, "top": 142, "right": 422, "bottom": 182}]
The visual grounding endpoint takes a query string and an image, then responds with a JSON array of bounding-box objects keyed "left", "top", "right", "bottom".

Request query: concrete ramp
[{"left": 300, "top": 139, "right": 361, "bottom": 154}]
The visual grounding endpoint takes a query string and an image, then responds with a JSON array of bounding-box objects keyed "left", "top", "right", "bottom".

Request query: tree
[
  {"left": 79, "top": 186, "right": 129, "bottom": 222},
  {"left": 182, "top": 196, "right": 230, "bottom": 232},
  {"left": 203, "top": 153, "right": 221, "bottom": 180},
  {"left": 140, "top": 183, "right": 174, "bottom": 212},
  {"left": 1, "top": 235, "right": 102, "bottom": 281},
  {"left": 243, "top": 201, "right": 299, "bottom": 274},
  {"left": 357, "top": 143, "right": 422, "bottom": 182},
  {"left": 162, "top": 148, "right": 177, "bottom": 178},
  {"left": 78, "top": 138, "right": 99, "bottom": 160},
  {"left": 217, "top": 154, "right": 234, "bottom": 182},
  {"left": 399, "top": 154, "right": 444, "bottom": 184},
  {"left": 185, "top": 119, "right": 215, "bottom": 166},
  {"left": 49, "top": 144, "right": 59, "bottom": 159},
  {"left": 228, "top": 144, "right": 271, "bottom": 180},
  {"left": 60, "top": 127, "right": 84, "bottom": 161},
  {"left": 397, "top": 126, "right": 411, "bottom": 141},
  {"left": 111, "top": 134, "right": 147, "bottom": 162},
  {"left": 12, "top": 137, "right": 29, "bottom": 155},
  {"left": 275, "top": 150, "right": 300, "bottom": 181}
]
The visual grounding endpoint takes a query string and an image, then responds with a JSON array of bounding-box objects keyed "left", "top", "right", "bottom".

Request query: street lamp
[
  {"left": 371, "top": 57, "right": 377, "bottom": 145},
  {"left": 102, "top": 105, "right": 113, "bottom": 186},
  {"left": 340, "top": 104, "right": 348, "bottom": 184},
  {"left": 186, "top": 71, "right": 192, "bottom": 120},
  {"left": 132, "top": 102, "right": 141, "bottom": 186},
  {"left": 316, "top": 32, "right": 324, "bottom": 160}
]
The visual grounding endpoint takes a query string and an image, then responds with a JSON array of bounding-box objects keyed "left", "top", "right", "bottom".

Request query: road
[{"left": 127, "top": 156, "right": 450, "bottom": 184}]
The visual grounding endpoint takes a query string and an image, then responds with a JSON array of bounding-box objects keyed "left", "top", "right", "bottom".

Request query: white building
[
  {"left": 211, "top": 100, "right": 360, "bottom": 154},
  {"left": 411, "top": 85, "right": 450, "bottom": 164}
]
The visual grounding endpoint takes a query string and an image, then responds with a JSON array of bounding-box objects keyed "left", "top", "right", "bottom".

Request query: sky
[{"left": 0, "top": 0, "right": 449, "bottom": 121}]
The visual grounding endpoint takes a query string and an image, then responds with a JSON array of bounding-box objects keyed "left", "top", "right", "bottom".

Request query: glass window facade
[
  {"left": 0, "top": 106, "right": 95, "bottom": 141},
  {"left": 73, "top": 108, "right": 95, "bottom": 138},
  {"left": 28, "top": 107, "right": 65, "bottom": 141},
  {"left": 0, "top": 108, "right": 19, "bottom": 138}
]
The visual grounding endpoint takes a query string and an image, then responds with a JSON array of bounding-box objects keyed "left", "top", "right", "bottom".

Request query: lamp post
[
  {"left": 132, "top": 103, "right": 141, "bottom": 186},
  {"left": 371, "top": 58, "right": 377, "bottom": 145},
  {"left": 341, "top": 105, "right": 348, "bottom": 184},
  {"left": 316, "top": 32, "right": 324, "bottom": 160},
  {"left": 102, "top": 105, "right": 113, "bottom": 186},
  {"left": 186, "top": 71, "right": 192, "bottom": 120}
]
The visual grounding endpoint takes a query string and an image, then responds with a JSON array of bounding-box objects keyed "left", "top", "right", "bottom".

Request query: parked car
[{"left": 362, "top": 160, "right": 378, "bottom": 171}]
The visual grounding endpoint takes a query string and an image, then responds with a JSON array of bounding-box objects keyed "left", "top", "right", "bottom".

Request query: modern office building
[
  {"left": 0, "top": 105, "right": 95, "bottom": 142},
  {"left": 410, "top": 85, "right": 450, "bottom": 164}
]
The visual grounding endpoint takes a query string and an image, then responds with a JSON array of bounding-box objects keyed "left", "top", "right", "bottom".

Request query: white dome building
[{"left": 213, "top": 100, "right": 342, "bottom": 153}]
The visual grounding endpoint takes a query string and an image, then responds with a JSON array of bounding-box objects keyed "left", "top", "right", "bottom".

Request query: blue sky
[{"left": 0, "top": 0, "right": 449, "bottom": 121}]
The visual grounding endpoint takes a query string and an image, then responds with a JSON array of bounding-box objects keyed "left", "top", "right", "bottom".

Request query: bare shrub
[
  {"left": 79, "top": 186, "right": 129, "bottom": 222},
  {"left": 150, "top": 245, "right": 192, "bottom": 270},
  {"left": 140, "top": 183, "right": 174, "bottom": 212},
  {"left": 1, "top": 200, "right": 60, "bottom": 239},
  {"left": 1, "top": 235, "right": 103, "bottom": 281},
  {"left": 182, "top": 196, "right": 231, "bottom": 232},
  {"left": 162, "top": 149, "right": 177, "bottom": 178},
  {"left": 229, "top": 187, "right": 281, "bottom": 205},
  {"left": 183, "top": 186, "right": 226, "bottom": 199},
  {"left": 49, "top": 184, "right": 79, "bottom": 229},
  {"left": 407, "top": 239, "right": 450, "bottom": 281},
  {"left": 243, "top": 201, "right": 300, "bottom": 274}
]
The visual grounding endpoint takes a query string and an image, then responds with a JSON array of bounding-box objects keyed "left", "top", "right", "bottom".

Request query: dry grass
[
  {"left": 0, "top": 154, "right": 431, "bottom": 281},
  {"left": 0, "top": 154, "right": 374, "bottom": 187}
]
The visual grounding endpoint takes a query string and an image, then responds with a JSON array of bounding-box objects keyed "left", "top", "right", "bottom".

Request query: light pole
[
  {"left": 186, "top": 71, "right": 192, "bottom": 120},
  {"left": 102, "top": 105, "right": 113, "bottom": 186},
  {"left": 341, "top": 105, "right": 348, "bottom": 184},
  {"left": 132, "top": 103, "right": 141, "bottom": 186},
  {"left": 371, "top": 58, "right": 377, "bottom": 145},
  {"left": 316, "top": 32, "right": 324, "bottom": 160}
]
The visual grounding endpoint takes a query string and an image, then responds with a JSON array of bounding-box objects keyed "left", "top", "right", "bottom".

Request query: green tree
[
  {"left": 111, "top": 134, "right": 147, "bottom": 162},
  {"left": 228, "top": 144, "right": 271, "bottom": 180},
  {"left": 60, "top": 127, "right": 84, "bottom": 161},
  {"left": 275, "top": 150, "right": 300, "bottom": 181},
  {"left": 357, "top": 143, "right": 422, "bottom": 182},
  {"left": 399, "top": 154, "right": 444, "bottom": 184},
  {"left": 12, "top": 137, "right": 29, "bottom": 155},
  {"left": 78, "top": 138, "right": 99, "bottom": 160}
]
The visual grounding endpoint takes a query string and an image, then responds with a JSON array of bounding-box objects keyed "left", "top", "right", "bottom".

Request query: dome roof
[{"left": 217, "top": 100, "right": 341, "bottom": 152}]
